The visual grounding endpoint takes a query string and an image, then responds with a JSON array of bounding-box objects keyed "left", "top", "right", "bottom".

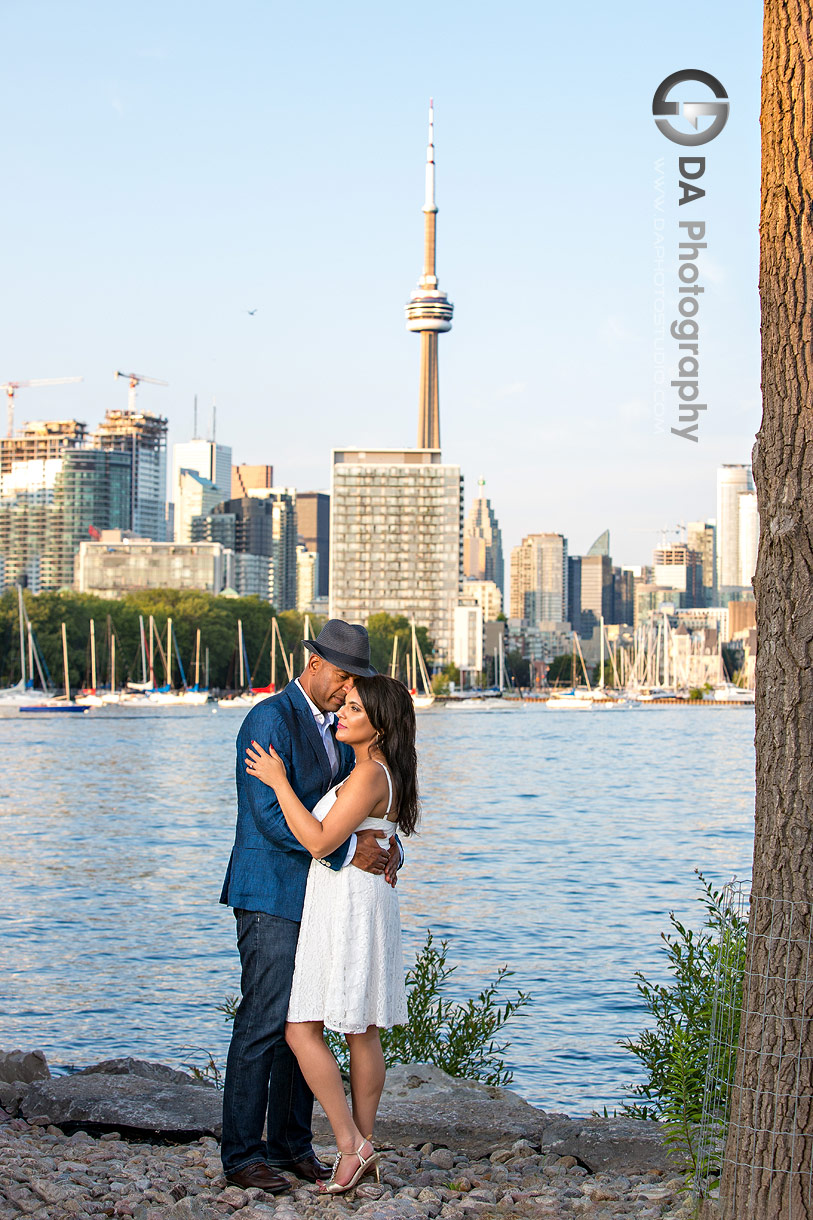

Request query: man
[{"left": 220, "top": 619, "right": 398, "bottom": 1195}]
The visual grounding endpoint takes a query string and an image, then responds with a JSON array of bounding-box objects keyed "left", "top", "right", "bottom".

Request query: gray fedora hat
[{"left": 303, "top": 619, "right": 377, "bottom": 677}]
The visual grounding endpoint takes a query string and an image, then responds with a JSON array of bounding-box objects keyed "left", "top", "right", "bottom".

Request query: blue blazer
[{"left": 220, "top": 682, "right": 356, "bottom": 921}]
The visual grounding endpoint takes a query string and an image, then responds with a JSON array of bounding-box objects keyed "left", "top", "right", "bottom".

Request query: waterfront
[{"left": 0, "top": 703, "right": 754, "bottom": 1115}]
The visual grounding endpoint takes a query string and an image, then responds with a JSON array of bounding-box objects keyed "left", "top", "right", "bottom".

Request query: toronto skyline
[{"left": 1, "top": 1, "right": 762, "bottom": 567}]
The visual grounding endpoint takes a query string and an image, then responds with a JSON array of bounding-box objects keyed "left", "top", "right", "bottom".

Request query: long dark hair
[{"left": 353, "top": 675, "right": 420, "bottom": 836}]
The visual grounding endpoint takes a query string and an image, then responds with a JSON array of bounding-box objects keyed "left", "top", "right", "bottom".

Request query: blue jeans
[{"left": 221, "top": 910, "right": 314, "bottom": 1173}]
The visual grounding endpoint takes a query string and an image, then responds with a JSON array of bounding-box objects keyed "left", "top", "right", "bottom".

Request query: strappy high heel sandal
[{"left": 320, "top": 1138, "right": 380, "bottom": 1195}]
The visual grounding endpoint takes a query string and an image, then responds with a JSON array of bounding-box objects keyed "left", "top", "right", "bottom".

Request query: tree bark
[{"left": 719, "top": 4, "right": 813, "bottom": 1216}]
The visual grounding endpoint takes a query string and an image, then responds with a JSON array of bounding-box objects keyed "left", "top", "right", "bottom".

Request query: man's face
[{"left": 307, "top": 656, "right": 354, "bottom": 713}]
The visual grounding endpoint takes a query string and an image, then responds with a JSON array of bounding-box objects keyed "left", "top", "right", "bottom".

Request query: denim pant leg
[{"left": 221, "top": 909, "right": 314, "bottom": 1172}]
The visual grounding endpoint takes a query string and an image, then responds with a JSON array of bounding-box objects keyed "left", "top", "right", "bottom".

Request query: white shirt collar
[{"left": 295, "top": 677, "right": 334, "bottom": 727}]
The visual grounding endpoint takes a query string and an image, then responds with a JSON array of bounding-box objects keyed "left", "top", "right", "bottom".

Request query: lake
[{"left": 0, "top": 701, "right": 754, "bottom": 1115}]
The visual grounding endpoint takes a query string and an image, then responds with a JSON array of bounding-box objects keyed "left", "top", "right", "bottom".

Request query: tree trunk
[{"left": 719, "top": 4, "right": 813, "bottom": 1216}]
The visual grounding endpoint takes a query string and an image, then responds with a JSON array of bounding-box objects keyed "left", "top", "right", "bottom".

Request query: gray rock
[
  {"left": 540, "top": 1114, "right": 681, "bottom": 1175},
  {"left": 0, "top": 1049, "right": 50, "bottom": 1085},
  {"left": 77, "top": 1059, "right": 204, "bottom": 1087},
  {"left": 20, "top": 1072, "right": 222, "bottom": 1139},
  {"left": 0, "top": 1080, "right": 27, "bottom": 1115},
  {"left": 314, "top": 1063, "right": 676, "bottom": 1174},
  {"left": 313, "top": 1063, "right": 548, "bottom": 1161}
]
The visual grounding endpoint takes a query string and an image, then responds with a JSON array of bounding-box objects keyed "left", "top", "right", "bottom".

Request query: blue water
[{"left": 0, "top": 702, "right": 754, "bottom": 1115}]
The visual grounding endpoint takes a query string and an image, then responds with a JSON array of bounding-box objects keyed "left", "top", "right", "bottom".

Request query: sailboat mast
[
  {"left": 111, "top": 635, "right": 116, "bottom": 695},
  {"left": 139, "top": 615, "right": 147, "bottom": 683},
  {"left": 61, "top": 622, "right": 70, "bottom": 700},
  {"left": 238, "top": 620, "right": 245, "bottom": 690},
  {"left": 599, "top": 616, "right": 605, "bottom": 690},
  {"left": 149, "top": 616, "right": 155, "bottom": 688},
  {"left": 195, "top": 628, "right": 201, "bottom": 688},
  {"left": 90, "top": 619, "right": 97, "bottom": 691},
  {"left": 390, "top": 636, "right": 398, "bottom": 679},
  {"left": 411, "top": 622, "right": 417, "bottom": 694},
  {"left": 18, "top": 586, "right": 26, "bottom": 686},
  {"left": 167, "top": 618, "right": 173, "bottom": 688}
]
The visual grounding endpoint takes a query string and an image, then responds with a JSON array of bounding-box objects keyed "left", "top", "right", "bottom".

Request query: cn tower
[{"left": 405, "top": 100, "right": 454, "bottom": 450}]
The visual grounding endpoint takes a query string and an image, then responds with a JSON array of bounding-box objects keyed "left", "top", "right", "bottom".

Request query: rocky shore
[{"left": 0, "top": 1052, "right": 695, "bottom": 1220}]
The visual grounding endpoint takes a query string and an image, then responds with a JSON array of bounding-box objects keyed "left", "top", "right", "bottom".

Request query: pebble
[{"left": 0, "top": 1111, "right": 694, "bottom": 1220}]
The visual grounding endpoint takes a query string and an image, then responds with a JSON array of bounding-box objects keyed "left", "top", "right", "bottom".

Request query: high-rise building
[
  {"left": 176, "top": 470, "right": 223, "bottom": 545},
  {"left": 463, "top": 579, "right": 503, "bottom": 622},
  {"left": 296, "top": 544, "right": 320, "bottom": 612},
  {"left": 92, "top": 409, "right": 168, "bottom": 540},
  {"left": 738, "top": 491, "right": 759, "bottom": 588},
  {"left": 567, "top": 556, "right": 582, "bottom": 628},
  {"left": 171, "top": 439, "right": 232, "bottom": 540},
  {"left": 716, "top": 464, "right": 755, "bottom": 591},
  {"left": 405, "top": 101, "right": 454, "bottom": 449},
  {"left": 329, "top": 449, "right": 463, "bottom": 667},
  {"left": 297, "top": 491, "right": 330, "bottom": 599},
  {"left": 231, "top": 463, "right": 274, "bottom": 499},
  {"left": 612, "top": 567, "right": 635, "bottom": 625},
  {"left": 0, "top": 419, "right": 87, "bottom": 475},
  {"left": 687, "top": 520, "right": 717, "bottom": 605},
  {"left": 575, "top": 531, "right": 615, "bottom": 635},
  {"left": 463, "top": 479, "right": 504, "bottom": 594},
  {"left": 195, "top": 489, "right": 298, "bottom": 610},
  {"left": 454, "top": 602, "right": 483, "bottom": 676},
  {"left": 653, "top": 544, "right": 704, "bottom": 607},
  {"left": 509, "top": 533, "right": 568, "bottom": 623},
  {"left": 0, "top": 443, "right": 131, "bottom": 592}
]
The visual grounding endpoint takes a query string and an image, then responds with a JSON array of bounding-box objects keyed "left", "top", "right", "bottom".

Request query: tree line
[{"left": 0, "top": 591, "right": 434, "bottom": 694}]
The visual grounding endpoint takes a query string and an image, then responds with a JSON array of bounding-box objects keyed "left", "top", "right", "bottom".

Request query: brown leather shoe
[
  {"left": 275, "top": 1153, "right": 332, "bottom": 1182},
  {"left": 224, "top": 1162, "right": 290, "bottom": 1194}
]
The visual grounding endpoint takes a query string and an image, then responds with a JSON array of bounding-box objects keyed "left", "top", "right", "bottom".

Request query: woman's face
[{"left": 335, "top": 685, "right": 377, "bottom": 749}]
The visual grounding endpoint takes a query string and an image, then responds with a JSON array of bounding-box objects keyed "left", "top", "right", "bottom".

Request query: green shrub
[
  {"left": 215, "top": 931, "right": 530, "bottom": 1090},
  {"left": 620, "top": 871, "right": 747, "bottom": 1178},
  {"left": 327, "top": 930, "right": 530, "bottom": 1086}
]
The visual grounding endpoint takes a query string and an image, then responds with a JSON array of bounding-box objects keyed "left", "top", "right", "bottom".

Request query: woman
[{"left": 244, "top": 674, "right": 419, "bottom": 1194}]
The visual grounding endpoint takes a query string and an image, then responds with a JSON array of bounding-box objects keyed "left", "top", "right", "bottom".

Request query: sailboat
[
  {"left": 145, "top": 618, "right": 210, "bottom": 706},
  {"left": 588, "top": 618, "right": 630, "bottom": 709},
  {"left": 76, "top": 619, "right": 107, "bottom": 706},
  {"left": 179, "top": 628, "right": 210, "bottom": 704},
  {"left": 546, "top": 634, "right": 595, "bottom": 710},
  {"left": 217, "top": 618, "right": 287, "bottom": 709},
  {"left": 409, "top": 621, "right": 435, "bottom": 709},
  {"left": 0, "top": 588, "right": 62, "bottom": 715}
]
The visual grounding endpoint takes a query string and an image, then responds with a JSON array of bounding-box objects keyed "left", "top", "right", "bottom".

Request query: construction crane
[
  {"left": 1, "top": 377, "right": 83, "bottom": 438},
  {"left": 114, "top": 371, "right": 169, "bottom": 413}
]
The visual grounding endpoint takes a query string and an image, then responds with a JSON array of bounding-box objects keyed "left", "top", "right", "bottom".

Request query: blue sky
[{"left": 2, "top": 1, "right": 763, "bottom": 568}]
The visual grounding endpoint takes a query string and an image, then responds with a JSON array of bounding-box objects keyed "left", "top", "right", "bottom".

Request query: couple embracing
[{"left": 219, "top": 619, "right": 419, "bottom": 1197}]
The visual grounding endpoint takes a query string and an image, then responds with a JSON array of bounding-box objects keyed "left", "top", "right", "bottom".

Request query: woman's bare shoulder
[{"left": 341, "top": 759, "right": 389, "bottom": 793}]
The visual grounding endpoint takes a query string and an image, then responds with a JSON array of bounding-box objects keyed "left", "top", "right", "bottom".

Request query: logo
[{"left": 653, "top": 70, "right": 729, "bottom": 146}]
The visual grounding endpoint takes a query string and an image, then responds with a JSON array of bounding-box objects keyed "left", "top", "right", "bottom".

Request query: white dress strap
[{"left": 374, "top": 759, "right": 393, "bottom": 814}]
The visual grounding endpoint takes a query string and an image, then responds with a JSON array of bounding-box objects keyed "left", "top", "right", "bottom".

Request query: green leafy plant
[
  {"left": 326, "top": 931, "right": 530, "bottom": 1086},
  {"left": 620, "top": 871, "right": 747, "bottom": 1179},
  {"left": 214, "top": 933, "right": 530, "bottom": 1090}
]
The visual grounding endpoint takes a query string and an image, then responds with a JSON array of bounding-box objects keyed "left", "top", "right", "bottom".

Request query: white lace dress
[{"left": 287, "top": 762, "right": 408, "bottom": 1033}]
